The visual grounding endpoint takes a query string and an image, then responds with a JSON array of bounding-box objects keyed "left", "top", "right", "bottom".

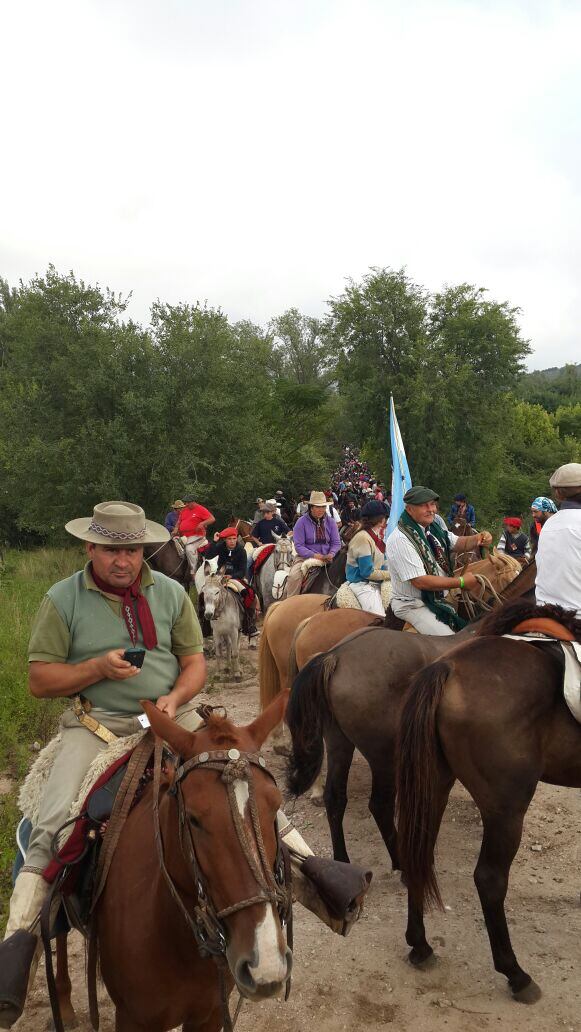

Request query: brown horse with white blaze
[
  {"left": 396, "top": 599, "right": 581, "bottom": 1002},
  {"left": 95, "top": 691, "right": 291, "bottom": 1031}
]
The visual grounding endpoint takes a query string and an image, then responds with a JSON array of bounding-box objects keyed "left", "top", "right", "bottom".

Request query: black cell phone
[{"left": 122, "top": 648, "right": 146, "bottom": 668}]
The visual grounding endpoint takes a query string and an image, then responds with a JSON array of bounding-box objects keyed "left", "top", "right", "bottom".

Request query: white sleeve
[{"left": 497, "top": 533, "right": 506, "bottom": 553}]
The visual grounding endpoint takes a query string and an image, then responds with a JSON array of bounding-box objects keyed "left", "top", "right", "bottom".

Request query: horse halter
[
  {"left": 152, "top": 739, "right": 292, "bottom": 1019},
  {"left": 273, "top": 539, "right": 293, "bottom": 573}
]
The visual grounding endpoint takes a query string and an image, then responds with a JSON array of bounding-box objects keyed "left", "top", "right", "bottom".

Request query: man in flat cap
[
  {"left": 536, "top": 463, "right": 581, "bottom": 616},
  {"left": 385, "top": 486, "right": 492, "bottom": 634}
]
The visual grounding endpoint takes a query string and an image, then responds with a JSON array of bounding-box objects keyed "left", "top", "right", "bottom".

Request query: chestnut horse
[
  {"left": 50, "top": 692, "right": 291, "bottom": 1032},
  {"left": 396, "top": 600, "right": 581, "bottom": 1002}
]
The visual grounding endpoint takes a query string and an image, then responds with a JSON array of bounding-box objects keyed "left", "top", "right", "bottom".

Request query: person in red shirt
[{"left": 173, "top": 495, "right": 215, "bottom": 573}]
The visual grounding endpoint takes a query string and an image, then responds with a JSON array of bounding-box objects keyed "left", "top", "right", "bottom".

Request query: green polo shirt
[{"left": 28, "top": 563, "right": 203, "bottom": 713}]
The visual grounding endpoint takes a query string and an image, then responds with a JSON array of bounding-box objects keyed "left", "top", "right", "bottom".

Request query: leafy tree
[{"left": 268, "top": 308, "right": 335, "bottom": 387}]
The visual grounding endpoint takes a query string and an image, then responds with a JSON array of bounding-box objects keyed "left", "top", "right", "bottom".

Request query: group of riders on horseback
[{"left": 1, "top": 453, "right": 580, "bottom": 1029}]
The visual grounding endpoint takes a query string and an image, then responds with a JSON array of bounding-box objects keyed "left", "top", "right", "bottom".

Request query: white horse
[
  {"left": 253, "top": 534, "right": 294, "bottom": 613},
  {"left": 202, "top": 572, "right": 243, "bottom": 682}
]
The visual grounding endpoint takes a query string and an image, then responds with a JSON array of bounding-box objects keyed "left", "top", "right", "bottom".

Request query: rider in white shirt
[{"left": 536, "top": 463, "right": 581, "bottom": 617}]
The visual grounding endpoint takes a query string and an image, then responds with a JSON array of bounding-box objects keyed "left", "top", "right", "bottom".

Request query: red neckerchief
[
  {"left": 91, "top": 566, "right": 158, "bottom": 649},
  {"left": 368, "top": 529, "right": 386, "bottom": 554}
]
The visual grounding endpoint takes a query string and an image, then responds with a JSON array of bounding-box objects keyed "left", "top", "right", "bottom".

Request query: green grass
[{"left": 0, "top": 547, "right": 84, "bottom": 926}]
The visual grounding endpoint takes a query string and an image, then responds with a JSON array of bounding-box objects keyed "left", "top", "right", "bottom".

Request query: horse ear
[
  {"left": 141, "top": 699, "right": 196, "bottom": 757},
  {"left": 244, "top": 690, "right": 289, "bottom": 749},
  {"left": 272, "top": 531, "right": 281, "bottom": 542}
]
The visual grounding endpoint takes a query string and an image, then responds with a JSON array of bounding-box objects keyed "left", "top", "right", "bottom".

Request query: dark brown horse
[
  {"left": 50, "top": 692, "right": 291, "bottom": 1031},
  {"left": 395, "top": 599, "right": 581, "bottom": 1002},
  {"left": 144, "top": 540, "right": 191, "bottom": 591},
  {"left": 286, "top": 562, "right": 536, "bottom": 868}
]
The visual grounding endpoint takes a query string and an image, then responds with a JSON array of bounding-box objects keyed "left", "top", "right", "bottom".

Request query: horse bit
[{"left": 152, "top": 733, "right": 293, "bottom": 1029}]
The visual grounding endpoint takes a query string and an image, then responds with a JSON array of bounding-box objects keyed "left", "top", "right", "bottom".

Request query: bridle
[
  {"left": 273, "top": 539, "right": 293, "bottom": 574},
  {"left": 152, "top": 735, "right": 292, "bottom": 1031}
]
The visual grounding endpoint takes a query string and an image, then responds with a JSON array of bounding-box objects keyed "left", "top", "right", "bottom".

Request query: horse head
[
  {"left": 202, "top": 573, "right": 226, "bottom": 619},
  {"left": 271, "top": 533, "right": 293, "bottom": 571},
  {"left": 194, "top": 556, "right": 219, "bottom": 597},
  {"left": 142, "top": 692, "right": 292, "bottom": 1000}
]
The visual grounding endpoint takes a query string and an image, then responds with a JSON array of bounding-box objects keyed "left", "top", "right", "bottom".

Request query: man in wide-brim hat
[
  {"left": 536, "top": 463, "right": 581, "bottom": 616},
  {"left": 164, "top": 497, "right": 186, "bottom": 534},
  {"left": 286, "top": 490, "right": 342, "bottom": 596},
  {"left": 0, "top": 501, "right": 207, "bottom": 1026},
  {"left": 0, "top": 503, "right": 373, "bottom": 1024},
  {"left": 385, "top": 486, "right": 492, "bottom": 634}
]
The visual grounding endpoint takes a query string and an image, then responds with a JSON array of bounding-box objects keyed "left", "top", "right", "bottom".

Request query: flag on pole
[{"left": 387, "top": 395, "right": 412, "bottom": 536}]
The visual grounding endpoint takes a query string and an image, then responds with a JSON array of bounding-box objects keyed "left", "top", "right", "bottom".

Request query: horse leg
[
  {"left": 53, "top": 932, "right": 78, "bottom": 1029},
  {"left": 309, "top": 769, "right": 325, "bottom": 804},
  {"left": 365, "top": 754, "right": 399, "bottom": 871},
  {"left": 232, "top": 625, "right": 242, "bottom": 682},
  {"left": 405, "top": 777, "right": 453, "bottom": 967},
  {"left": 322, "top": 723, "right": 355, "bottom": 863},
  {"left": 474, "top": 807, "right": 541, "bottom": 1000}
]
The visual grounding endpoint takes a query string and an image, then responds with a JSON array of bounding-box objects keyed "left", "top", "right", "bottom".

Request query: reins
[{"left": 151, "top": 738, "right": 292, "bottom": 1031}]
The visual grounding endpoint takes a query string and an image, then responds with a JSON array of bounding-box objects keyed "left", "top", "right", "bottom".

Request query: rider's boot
[
  {"left": 243, "top": 606, "right": 259, "bottom": 639},
  {"left": 0, "top": 871, "right": 49, "bottom": 1028},
  {"left": 278, "top": 815, "right": 372, "bottom": 936}
]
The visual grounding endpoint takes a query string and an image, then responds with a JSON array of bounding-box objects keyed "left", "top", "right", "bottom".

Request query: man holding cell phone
[{"left": 1, "top": 501, "right": 206, "bottom": 1013}]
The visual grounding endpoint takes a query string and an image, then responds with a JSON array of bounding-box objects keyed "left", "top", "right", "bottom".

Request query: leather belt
[{"left": 72, "top": 695, "right": 118, "bottom": 744}]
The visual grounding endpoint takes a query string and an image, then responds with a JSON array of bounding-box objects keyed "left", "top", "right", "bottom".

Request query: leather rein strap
[{"left": 152, "top": 740, "right": 292, "bottom": 1032}]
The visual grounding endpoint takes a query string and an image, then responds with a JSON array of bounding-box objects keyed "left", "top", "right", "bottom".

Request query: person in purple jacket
[{"left": 285, "top": 490, "right": 341, "bottom": 596}]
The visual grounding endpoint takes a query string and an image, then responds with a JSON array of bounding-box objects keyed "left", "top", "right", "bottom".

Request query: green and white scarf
[{"left": 398, "top": 511, "right": 466, "bottom": 630}]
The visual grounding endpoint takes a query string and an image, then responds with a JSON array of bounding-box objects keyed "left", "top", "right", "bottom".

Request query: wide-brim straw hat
[
  {"left": 308, "top": 491, "right": 328, "bottom": 507},
  {"left": 65, "top": 501, "right": 170, "bottom": 545},
  {"left": 172, "top": 499, "right": 186, "bottom": 509}
]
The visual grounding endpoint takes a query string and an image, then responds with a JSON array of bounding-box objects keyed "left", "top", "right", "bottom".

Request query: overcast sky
[{"left": 2, "top": 0, "right": 580, "bottom": 370}]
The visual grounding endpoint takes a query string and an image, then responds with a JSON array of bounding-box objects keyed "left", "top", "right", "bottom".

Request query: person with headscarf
[{"left": 529, "top": 495, "right": 557, "bottom": 555}]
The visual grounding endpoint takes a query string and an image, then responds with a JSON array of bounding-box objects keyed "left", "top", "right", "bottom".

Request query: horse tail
[
  {"left": 287, "top": 616, "right": 312, "bottom": 687},
  {"left": 258, "top": 602, "right": 283, "bottom": 711},
  {"left": 286, "top": 652, "right": 337, "bottom": 797},
  {"left": 396, "top": 660, "right": 450, "bottom": 911}
]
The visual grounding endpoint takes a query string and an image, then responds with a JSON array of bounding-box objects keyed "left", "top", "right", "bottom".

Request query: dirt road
[{"left": 17, "top": 644, "right": 581, "bottom": 1031}]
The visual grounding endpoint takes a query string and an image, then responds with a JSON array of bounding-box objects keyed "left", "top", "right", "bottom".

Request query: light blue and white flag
[{"left": 387, "top": 395, "right": 412, "bottom": 536}]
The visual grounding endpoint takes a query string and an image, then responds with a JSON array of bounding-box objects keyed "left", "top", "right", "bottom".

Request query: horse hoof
[
  {"left": 234, "top": 675, "right": 242, "bottom": 683},
  {"left": 408, "top": 945, "right": 435, "bottom": 968},
  {"left": 512, "top": 979, "right": 542, "bottom": 1004},
  {"left": 309, "top": 794, "right": 325, "bottom": 807}
]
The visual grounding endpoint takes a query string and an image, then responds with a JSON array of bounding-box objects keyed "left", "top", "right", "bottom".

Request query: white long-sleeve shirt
[{"left": 536, "top": 505, "right": 581, "bottom": 616}]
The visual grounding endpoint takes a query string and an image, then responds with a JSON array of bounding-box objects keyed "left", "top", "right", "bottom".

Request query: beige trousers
[
  {"left": 285, "top": 557, "right": 306, "bottom": 597},
  {"left": 390, "top": 598, "right": 455, "bottom": 635},
  {"left": 24, "top": 701, "right": 203, "bottom": 872}
]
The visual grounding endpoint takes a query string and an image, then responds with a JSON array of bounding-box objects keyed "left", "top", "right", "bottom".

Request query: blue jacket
[{"left": 448, "top": 502, "right": 475, "bottom": 527}]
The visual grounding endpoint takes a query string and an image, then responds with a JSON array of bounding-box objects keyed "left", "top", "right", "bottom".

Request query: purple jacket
[{"left": 293, "top": 513, "right": 341, "bottom": 559}]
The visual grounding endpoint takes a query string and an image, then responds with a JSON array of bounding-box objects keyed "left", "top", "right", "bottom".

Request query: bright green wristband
[{"left": 459, "top": 576, "right": 465, "bottom": 589}]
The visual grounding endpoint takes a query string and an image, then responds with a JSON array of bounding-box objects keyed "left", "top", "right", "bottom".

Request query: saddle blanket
[
  {"left": 505, "top": 635, "right": 581, "bottom": 723},
  {"left": 253, "top": 543, "right": 275, "bottom": 572},
  {"left": 18, "top": 730, "right": 148, "bottom": 882},
  {"left": 335, "top": 580, "right": 393, "bottom": 611}
]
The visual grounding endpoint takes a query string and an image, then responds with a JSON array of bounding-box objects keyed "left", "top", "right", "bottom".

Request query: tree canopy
[{"left": 0, "top": 264, "right": 577, "bottom": 542}]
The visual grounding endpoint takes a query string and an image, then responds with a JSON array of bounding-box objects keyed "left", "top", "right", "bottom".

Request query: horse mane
[
  {"left": 477, "top": 599, "right": 581, "bottom": 640},
  {"left": 203, "top": 712, "right": 245, "bottom": 748}
]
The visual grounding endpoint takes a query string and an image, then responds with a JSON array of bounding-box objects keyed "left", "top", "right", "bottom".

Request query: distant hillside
[{"left": 517, "top": 363, "right": 581, "bottom": 412}]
